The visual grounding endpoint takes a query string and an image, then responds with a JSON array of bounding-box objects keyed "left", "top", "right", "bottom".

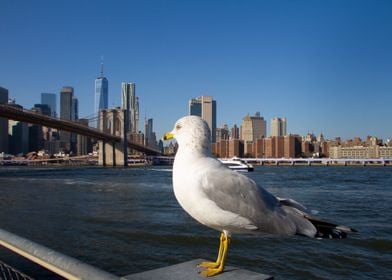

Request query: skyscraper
[
  {"left": 95, "top": 61, "right": 108, "bottom": 127},
  {"left": 231, "top": 124, "right": 240, "bottom": 140},
  {"left": 241, "top": 112, "right": 267, "bottom": 142},
  {"left": 60, "top": 87, "right": 73, "bottom": 120},
  {"left": 144, "top": 118, "right": 157, "bottom": 148},
  {"left": 31, "top": 104, "right": 50, "bottom": 149},
  {"left": 7, "top": 102, "right": 29, "bottom": 155},
  {"left": 41, "top": 93, "right": 57, "bottom": 117},
  {"left": 271, "top": 117, "right": 287, "bottom": 137},
  {"left": 77, "top": 119, "right": 92, "bottom": 156},
  {"left": 121, "top": 82, "right": 139, "bottom": 133},
  {"left": 215, "top": 124, "right": 229, "bottom": 142},
  {"left": 72, "top": 97, "right": 78, "bottom": 121},
  {"left": 9, "top": 120, "right": 29, "bottom": 155},
  {"left": 33, "top": 104, "right": 51, "bottom": 116},
  {"left": 60, "top": 86, "right": 73, "bottom": 151},
  {"left": 189, "top": 99, "right": 202, "bottom": 116},
  {"left": 135, "top": 97, "right": 139, "bottom": 133},
  {"left": 71, "top": 97, "right": 79, "bottom": 152},
  {"left": 144, "top": 118, "right": 153, "bottom": 145},
  {"left": 0, "top": 87, "right": 9, "bottom": 153},
  {"left": 189, "top": 96, "right": 217, "bottom": 142}
]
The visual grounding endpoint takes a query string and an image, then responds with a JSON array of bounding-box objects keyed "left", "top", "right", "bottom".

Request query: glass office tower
[
  {"left": 41, "top": 93, "right": 57, "bottom": 117},
  {"left": 94, "top": 62, "right": 108, "bottom": 127}
]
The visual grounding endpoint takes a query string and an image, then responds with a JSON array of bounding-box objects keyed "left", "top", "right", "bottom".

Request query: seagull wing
[{"left": 198, "top": 158, "right": 316, "bottom": 236}]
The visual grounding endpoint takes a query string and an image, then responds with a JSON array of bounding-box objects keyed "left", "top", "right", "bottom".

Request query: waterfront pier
[
  {"left": 0, "top": 228, "right": 272, "bottom": 280},
  {"left": 241, "top": 157, "right": 392, "bottom": 166},
  {"left": 123, "top": 259, "right": 273, "bottom": 280}
]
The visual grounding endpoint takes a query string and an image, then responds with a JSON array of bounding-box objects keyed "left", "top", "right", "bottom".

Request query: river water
[{"left": 0, "top": 166, "right": 391, "bottom": 279}]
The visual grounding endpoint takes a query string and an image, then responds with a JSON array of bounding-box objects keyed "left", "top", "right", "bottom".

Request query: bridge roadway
[{"left": 0, "top": 104, "right": 160, "bottom": 156}]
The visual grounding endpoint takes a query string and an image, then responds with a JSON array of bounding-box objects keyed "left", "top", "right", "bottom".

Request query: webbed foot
[
  {"left": 199, "top": 267, "right": 223, "bottom": 277},
  {"left": 198, "top": 261, "right": 220, "bottom": 269}
]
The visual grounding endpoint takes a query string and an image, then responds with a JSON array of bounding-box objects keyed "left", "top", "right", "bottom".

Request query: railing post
[{"left": 0, "top": 228, "right": 118, "bottom": 280}]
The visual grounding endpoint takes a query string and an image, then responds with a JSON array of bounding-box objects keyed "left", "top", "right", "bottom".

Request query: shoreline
[
  {"left": 1, "top": 155, "right": 392, "bottom": 167},
  {"left": 1, "top": 160, "right": 391, "bottom": 167}
]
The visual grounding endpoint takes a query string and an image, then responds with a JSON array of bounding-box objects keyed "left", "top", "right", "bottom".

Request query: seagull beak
[{"left": 163, "top": 132, "right": 174, "bottom": 141}]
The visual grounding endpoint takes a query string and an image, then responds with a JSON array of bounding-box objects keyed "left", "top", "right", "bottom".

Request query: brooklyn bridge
[{"left": 0, "top": 104, "right": 161, "bottom": 166}]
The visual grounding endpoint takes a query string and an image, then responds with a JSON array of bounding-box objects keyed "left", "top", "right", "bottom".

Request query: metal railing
[
  {"left": 0, "top": 259, "right": 34, "bottom": 280},
  {"left": 0, "top": 229, "right": 118, "bottom": 280}
]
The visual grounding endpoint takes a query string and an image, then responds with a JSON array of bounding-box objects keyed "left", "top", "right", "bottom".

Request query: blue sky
[{"left": 1, "top": 0, "right": 391, "bottom": 140}]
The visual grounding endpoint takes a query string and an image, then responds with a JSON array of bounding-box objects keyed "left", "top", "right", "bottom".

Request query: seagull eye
[{"left": 176, "top": 124, "right": 182, "bottom": 130}]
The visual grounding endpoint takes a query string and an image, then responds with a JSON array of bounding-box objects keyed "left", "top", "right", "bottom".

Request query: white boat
[{"left": 219, "top": 157, "right": 254, "bottom": 172}]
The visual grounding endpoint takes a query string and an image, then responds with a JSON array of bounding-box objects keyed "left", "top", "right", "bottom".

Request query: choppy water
[{"left": 0, "top": 166, "right": 391, "bottom": 279}]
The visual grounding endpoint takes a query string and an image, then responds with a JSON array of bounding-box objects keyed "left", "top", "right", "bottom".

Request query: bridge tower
[{"left": 98, "top": 108, "right": 128, "bottom": 166}]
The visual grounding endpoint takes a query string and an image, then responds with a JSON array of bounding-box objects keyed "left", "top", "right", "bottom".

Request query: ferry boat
[{"left": 219, "top": 157, "right": 254, "bottom": 172}]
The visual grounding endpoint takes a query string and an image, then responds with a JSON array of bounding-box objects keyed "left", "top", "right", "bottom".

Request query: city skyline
[{"left": 1, "top": 1, "right": 392, "bottom": 140}]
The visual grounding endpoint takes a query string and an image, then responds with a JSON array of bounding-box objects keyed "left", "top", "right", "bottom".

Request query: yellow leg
[
  {"left": 199, "top": 232, "right": 231, "bottom": 277},
  {"left": 198, "top": 233, "right": 225, "bottom": 268}
]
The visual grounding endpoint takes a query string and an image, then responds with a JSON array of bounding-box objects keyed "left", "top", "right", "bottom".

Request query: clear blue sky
[{"left": 1, "top": 0, "right": 391, "bottom": 141}]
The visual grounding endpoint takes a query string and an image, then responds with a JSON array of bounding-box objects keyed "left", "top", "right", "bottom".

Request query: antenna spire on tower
[{"left": 100, "top": 55, "right": 104, "bottom": 77}]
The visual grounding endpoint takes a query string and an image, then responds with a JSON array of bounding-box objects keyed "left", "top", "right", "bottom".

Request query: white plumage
[
  {"left": 163, "top": 115, "right": 355, "bottom": 277},
  {"left": 167, "top": 116, "right": 315, "bottom": 236}
]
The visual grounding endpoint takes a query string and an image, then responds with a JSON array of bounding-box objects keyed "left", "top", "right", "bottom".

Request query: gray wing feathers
[
  {"left": 201, "top": 164, "right": 296, "bottom": 235},
  {"left": 200, "top": 159, "right": 316, "bottom": 236},
  {"left": 281, "top": 206, "right": 317, "bottom": 237},
  {"left": 277, "top": 197, "right": 308, "bottom": 212}
]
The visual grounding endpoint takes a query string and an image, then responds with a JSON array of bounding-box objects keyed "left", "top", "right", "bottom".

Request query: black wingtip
[{"left": 305, "top": 215, "right": 357, "bottom": 239}]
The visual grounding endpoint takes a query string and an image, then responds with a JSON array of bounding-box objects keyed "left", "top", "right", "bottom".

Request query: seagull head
[{"left": 163, "top": 116, "right": 211, "bottom": 153}]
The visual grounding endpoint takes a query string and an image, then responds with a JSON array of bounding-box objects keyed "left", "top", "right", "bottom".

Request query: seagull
[{"left": 163, "top": 116, "right": 356, "bottom": 277}]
